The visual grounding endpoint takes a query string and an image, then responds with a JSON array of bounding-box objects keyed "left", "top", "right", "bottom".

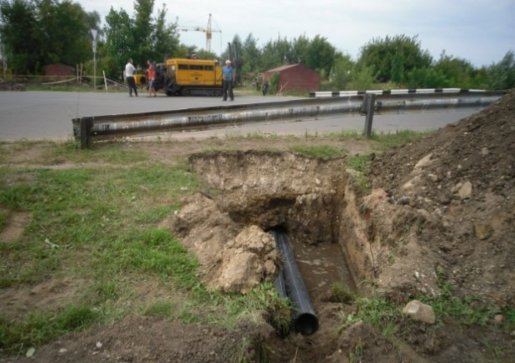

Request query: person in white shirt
[{"left": 125, "top": 58, "right": 138, "bottom": 97}]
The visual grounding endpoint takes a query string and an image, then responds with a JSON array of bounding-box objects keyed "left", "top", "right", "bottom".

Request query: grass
[
  {"left": 418, "top": 272, "right": 502, "bottom": 327},
  {"left": 0, "top": 208, "right": 8, "bottom": 231},
  {"left": 289, "top": 144, "right": 345, "bottom": 158},
  {"left": 0, "top": 304, "right": 100, "bottom": 354},
  {"left": 370, "top": 130, "right": 430, "bottom": 151},
  {"left": 0, "top": 140, "right": 301, "bottom": 356},
  {"left": 339, "top": 295, "right": 401, "bottom": 337},
  {"left": 338, "top": 271, "right": 512, "bottom": 349}
]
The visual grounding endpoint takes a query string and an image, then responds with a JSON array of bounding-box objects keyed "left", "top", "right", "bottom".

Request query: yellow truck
[
  {"left": 133, "top": 69, "right": 147, "bottom": 88},
  {"left": 154, "top": 58, "right": 223, "bottom": 96}
]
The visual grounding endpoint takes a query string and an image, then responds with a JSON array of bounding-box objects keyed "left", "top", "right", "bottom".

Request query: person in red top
[{"left": 146, "top": 60, "right": 157, "bottom": 97}]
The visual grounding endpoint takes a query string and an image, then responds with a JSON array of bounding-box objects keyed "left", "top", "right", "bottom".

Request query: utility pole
[{"left": 90, "top": 29, "right": 98, "bottom": 90}]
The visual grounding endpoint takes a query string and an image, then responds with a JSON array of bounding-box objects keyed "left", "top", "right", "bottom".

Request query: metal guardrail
[{"left": 72, "top": 90, "right": 505, "bottom": 148}]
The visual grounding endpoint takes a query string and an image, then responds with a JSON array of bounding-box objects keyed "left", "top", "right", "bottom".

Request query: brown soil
[{"left": 1, "top": 91, "right": 514, "bottom": 362}]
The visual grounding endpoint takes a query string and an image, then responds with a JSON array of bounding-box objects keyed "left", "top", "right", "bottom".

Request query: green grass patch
[
  {"left": 0, "top": 161, "right": 199, "bottom": 289},
  {"left": 418, "top": 273, "right": 500, "bottom": 327},
  {"left": 370, "top": 130, "right": 431, "bottom": 151},
  {"left": 101, "top": 228, "right": 200, "bottom": 288},
  {"left": 51, "top": 141, "right": 151, "bottom": 164},
  {"left": 0, "top": 208, "right": 8, "bottom": 232},
  {"left": 346, "top": 154, "right": 369, "bottom": 173},
  {"left": 290, "top": 144, "right": 345, "bottom": 158},
  {"left": 345, "top": 154, "right": 372, "bottom": 194},
  {"left": 340, "top": 296, "right": 401, "bottom": 337},
  {"left": 0, "top": 304, "right": 100, "bottom": 355},
  {"left": 328, "top": 282, "right": 355, "bottom": 304},
  {"left": 143, "top": 300, "right": 176, "bottom": 318}
]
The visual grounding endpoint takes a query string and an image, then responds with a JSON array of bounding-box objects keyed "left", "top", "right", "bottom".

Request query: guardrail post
[
  {"left": 362, "top": 93, "right": 376, "bottom": 138},
  {"left": 79, "top": 117, "right": 93, "bottom": 149}
]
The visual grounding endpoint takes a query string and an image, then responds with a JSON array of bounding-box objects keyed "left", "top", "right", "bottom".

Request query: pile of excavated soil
[{"left": 369, "top": 90, "right": 514, "bottom": 306}]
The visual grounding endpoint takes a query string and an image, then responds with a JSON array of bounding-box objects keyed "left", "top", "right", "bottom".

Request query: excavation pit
[{"left": 166, "top": 150, "right": 369, "bottom": 330}]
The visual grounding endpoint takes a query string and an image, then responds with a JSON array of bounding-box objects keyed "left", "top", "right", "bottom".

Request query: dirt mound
[
  {"left": 8, "top": 317, "right": 272, "bottom": 363},
  {"left": 369, "top": 90, "right": 515, "bottom": 306}
]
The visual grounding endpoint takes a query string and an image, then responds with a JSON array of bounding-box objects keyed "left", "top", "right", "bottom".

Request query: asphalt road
[{"left": 0, "top": 91, "right": 484, "bottom": 141}]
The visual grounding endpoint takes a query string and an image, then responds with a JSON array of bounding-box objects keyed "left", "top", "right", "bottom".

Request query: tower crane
[{"left": 178, "top": 13, "right": 221, "bottom": 53}]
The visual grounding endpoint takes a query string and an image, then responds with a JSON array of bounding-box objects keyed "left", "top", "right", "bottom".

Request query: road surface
[{"left": 0, "top": 91, "right": 484, "bottom": 141}]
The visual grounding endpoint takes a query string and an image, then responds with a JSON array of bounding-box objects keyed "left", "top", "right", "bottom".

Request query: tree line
[{"left": 1, "top": 0, "right": 514, "bottom": 90}]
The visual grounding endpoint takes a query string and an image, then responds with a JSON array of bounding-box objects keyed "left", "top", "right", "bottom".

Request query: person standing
[
  {"left": 146, "top": 60, "right": 157, "bottom": 97},
  {"left": 125, "top": 58, "right": 138, "bottom": 97},
  {"left": 222, "top": 59, "right": 234, "bottom": 101}
]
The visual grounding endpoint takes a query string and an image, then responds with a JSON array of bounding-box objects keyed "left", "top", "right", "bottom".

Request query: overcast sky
[{"left": 78, "top": 0, "right": 514, "bottom": 67}]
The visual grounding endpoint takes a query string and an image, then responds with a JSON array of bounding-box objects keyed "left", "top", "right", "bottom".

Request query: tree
[
  {"left": 102, "top": 0, "right": 179, "bottom": 77},
  {"left": 405, "top": 67, "right": 449, "bottom": 88},
  {"left": 290, "top": 35, "right": 310, "bottom": 64},
  {"left": 0, "top": 0, "right": 39, "bottom": 73},
  {"left": 486, "top": 51, "right": 515, "bottom": 90},
  {"left": 330, "top": 53, "right": 355, "bottom": 90},
  {"left": 103, "top": 8, "right": 134, "bottom": 74},
  {"left": 37, "top": 0, "right": 92, "bottom": 66},
  {"left": 152, "top": 4, "right": 179, "bottom": 62},
  {"left": 0, "top": 0, "right": 96, "bottom": 74},
  {"left": 358, "top": 35, "right": 432, "bottom": 83},
  {"left": 433, "top": 52, "right": 475, "bottom": 88},
  {"left": 304, "top": 35, "right": 336, "bottom": 78},
  {"left": 132, "top": 0, "right": 153, "bottom": 63},
  {"left": 241, "top": 33, "right": 261, "bottom": 74},
  {"left": 260, "top": 36, "right": 290, "bottom": 70},
  {"left": 347, "top": 64, "right": 376, "bottom": 91}
]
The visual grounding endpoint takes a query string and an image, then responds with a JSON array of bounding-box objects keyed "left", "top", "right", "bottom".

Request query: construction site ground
[{"left": 0, "top": 91, "right": 514, "bottom": 362}]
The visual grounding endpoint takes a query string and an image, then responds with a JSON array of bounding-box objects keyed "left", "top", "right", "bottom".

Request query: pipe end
[{"left": 294, "top": 313, "right": 319, "bottom": 336}]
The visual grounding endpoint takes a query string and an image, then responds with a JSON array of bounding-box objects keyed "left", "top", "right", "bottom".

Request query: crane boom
[{"left": 178, "top": 13, "right": 221, "bottom": 52}]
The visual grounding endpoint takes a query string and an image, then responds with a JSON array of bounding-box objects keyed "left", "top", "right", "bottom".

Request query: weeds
[
  {"left": 418, "top": 272, "right": 500, "bottom": 327},
  {"left": 328, "top": 281, "right": 355, "bottom": 304},
  {"left": 0, "top": 304, "right": 100, "bottom": 355},
  {"left": 290, "top": 144, "right": 345, "bottom": 158},
  {"left": 370, "top": 130, "right": 430, "bottom": 151},
  {"left": 0, "top": 208, "right": 8, "bottom": 231}
]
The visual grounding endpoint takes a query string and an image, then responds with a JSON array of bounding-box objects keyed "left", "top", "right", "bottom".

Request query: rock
[
  {"left": 402, "top": 300, "right": 436, "bottom": 324},
  {"left": 438, "top": 193, "right": 452, "bottom": 205},
  {"left": 474, "top": 223, "right": 493, "bottom": 240},
  {"left": 214, "top": 225, "right": 278, "bottom": 293},
  {"left": 414, "top": 153, "right": 433, "bottom": 170},
  {"left": 457, "top": 181, "right": 473, "bottom": 199},
  {"left": 427, "top": 173, "right": 439, "bottom": 182},
  {"left": 26, "top": 347, "right": 36, "bottom": 357},
  {"left": 494, "top": 314, "right": 505, "bottom": 324},
  {"left": 398, "top": 196, "right": 410, "bottom": 205},
  {"left": 402, "top": 175, "right": 422, "bottom": 190}
]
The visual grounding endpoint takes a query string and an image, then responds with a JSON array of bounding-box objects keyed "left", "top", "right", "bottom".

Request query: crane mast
[{"left": 178, "top": 14, "right": 221, "bottom": 53}]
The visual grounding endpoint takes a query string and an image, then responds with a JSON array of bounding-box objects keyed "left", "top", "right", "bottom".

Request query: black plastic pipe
[{"left": 272, "top": 229, "right": 319, "bottom": 335}]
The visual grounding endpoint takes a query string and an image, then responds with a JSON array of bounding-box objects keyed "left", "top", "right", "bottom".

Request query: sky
[{"left": 78, "top": 0, "right": 515, "bottom": 67}]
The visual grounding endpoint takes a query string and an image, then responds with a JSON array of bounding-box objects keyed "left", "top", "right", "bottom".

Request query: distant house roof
[
  {"left": 43, "top": 63, "right": 74, "bottom": 76},
  {"left": 262, "top": 63, "right": 320, "bottom": 92},
  {"left": 264, "top": 64, "right": 300, "bottom": 73}
]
